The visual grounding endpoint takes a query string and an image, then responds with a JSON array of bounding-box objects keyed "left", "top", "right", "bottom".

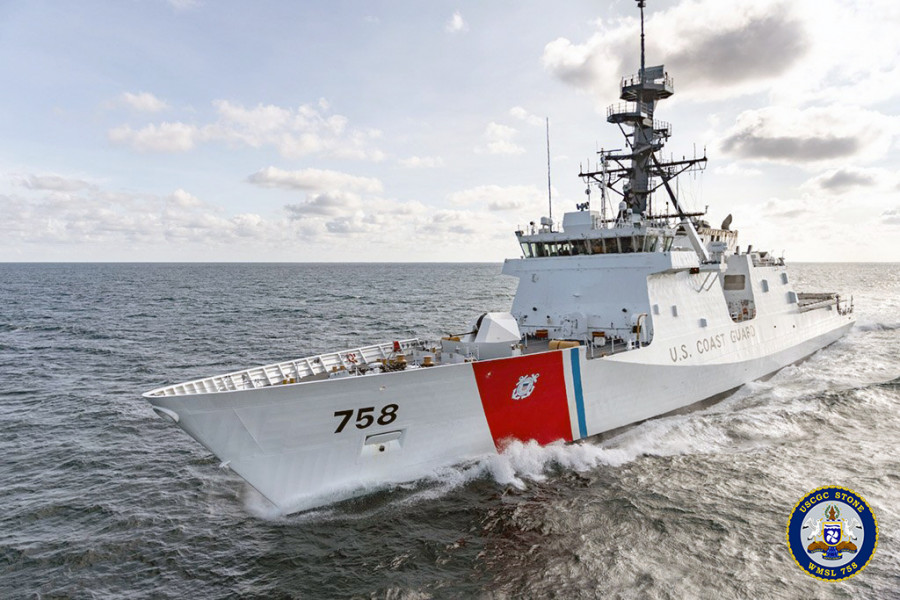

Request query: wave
[
  {"left": 485, "top": 439, "right": 631, "bottom": 490},
  {"left": 854, "top": 320, "right": 900, "bottom": 332},
  {"left": 267, "top": 419, "right": 739, "bottom": 521}
]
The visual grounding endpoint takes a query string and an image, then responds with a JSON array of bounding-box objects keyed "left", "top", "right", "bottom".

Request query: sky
[{"left": 1, "top": 0, "right": 898, "bottom": 262}]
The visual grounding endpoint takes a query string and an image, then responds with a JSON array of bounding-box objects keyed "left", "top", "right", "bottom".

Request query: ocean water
[{"left": 0, "top": 262, "right": 898, "bottom": 599}]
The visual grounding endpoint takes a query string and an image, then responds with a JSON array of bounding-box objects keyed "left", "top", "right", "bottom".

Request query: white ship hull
[{"left": 146, "top": 303, "right": 853, "bottom": 513}]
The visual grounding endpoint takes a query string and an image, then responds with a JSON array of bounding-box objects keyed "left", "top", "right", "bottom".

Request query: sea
[{"left": 0, "top": 262, "right": 897, "bottom": 599}]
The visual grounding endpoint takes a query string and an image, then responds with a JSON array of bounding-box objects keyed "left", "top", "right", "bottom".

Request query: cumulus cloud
[
  {"left": 167, "top": 188, "right": 204, "bottom": 208},
  {"left": 325, "top": 212, "right": 383, "bottom": 234},
  {"left": 476, "top": 122, "right": 525, "bottom": 155},
  {"left": 0, "top": 178, "right": 285, "bottom": 251},
  {"left": 118, "top": 91, "right": 169, "bottom": 112},
  {"left": 718, "top": 105, "right": 897, "bottom": 165},
  {"left": 247, "top": 166, "right": 383, "bottom": 194},
  {"left": 108, "top": 122, "right": 198, "bottom": 153},
  {"left": 422, "top": 210, "right": 485, "bottom": 235},
  {"left": 109, "top": 99, "right": 385, "bottom": 160},
  {"left": 509, "top": 106, "right": 544, "bottom": 127},
  {"left": 284, "top": 191, "right": 363, "bottom": 217},
  {"left": 0, "top": 166, "right": 559, "bottom": 260},
  {"left": 445, "top": 11, "right": 468, "bottom": 34},
  {"left": 542, "top": 0, "right": 808, "bottom": 103}
]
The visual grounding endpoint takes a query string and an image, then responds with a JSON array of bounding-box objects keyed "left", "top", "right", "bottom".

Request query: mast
[{"left": 577, "top": 0, "right": 710, "bottom": 260}]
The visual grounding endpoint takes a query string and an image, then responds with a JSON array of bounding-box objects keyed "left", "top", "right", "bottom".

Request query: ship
[{"left": 144, "top": 1, "right": 855, "bottom": 514}]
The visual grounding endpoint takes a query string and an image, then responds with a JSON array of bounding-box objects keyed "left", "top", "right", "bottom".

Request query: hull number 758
[{"left": 333, "top": 404, "right": 399, "bottom": 433}]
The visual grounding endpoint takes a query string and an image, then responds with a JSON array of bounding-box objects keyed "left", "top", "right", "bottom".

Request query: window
[{"left": 723, "top": 275, "right": 746, "bottom": 291}]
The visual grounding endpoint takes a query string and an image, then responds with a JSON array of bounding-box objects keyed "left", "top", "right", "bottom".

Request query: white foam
[
  {"left": 391, "top": 461, "right": 489, "bottom": 506},
  {"left": 486, "top": 439, "right": 634, "bottom": 490},
  {"left": 240, "top": 485, "right": 288, "bottom": 521}
]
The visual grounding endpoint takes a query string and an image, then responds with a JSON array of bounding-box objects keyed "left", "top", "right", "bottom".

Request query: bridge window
[{"left": 523, "top": 235, "right": 671, "bottom": 257}]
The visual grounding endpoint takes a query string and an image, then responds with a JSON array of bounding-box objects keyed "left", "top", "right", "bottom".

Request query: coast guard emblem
[
  {"left": 511, "top": 373, "right": 539, "bottom": 400},
  {"left": 786, "top": 486, "right": 878, "bottom": 581}
]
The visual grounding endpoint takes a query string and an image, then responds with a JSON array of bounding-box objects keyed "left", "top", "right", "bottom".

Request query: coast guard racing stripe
[{"left": 472, "top": 352, "right": 572, "bottom": 450}]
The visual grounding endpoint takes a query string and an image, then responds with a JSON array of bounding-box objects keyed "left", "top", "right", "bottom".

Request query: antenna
[
  {"left": 546, "top": 117, "right": 552, "bottom": 222},
  {"left": 638, "top": 0, "right": 646, "bottom": 75}
]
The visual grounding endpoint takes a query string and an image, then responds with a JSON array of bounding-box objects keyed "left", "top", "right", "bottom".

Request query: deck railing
[{"left": 146, "top": 338, "right": 424, "bottom": 397}]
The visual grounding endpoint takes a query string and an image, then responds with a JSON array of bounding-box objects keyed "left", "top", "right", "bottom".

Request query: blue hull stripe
[{"left": 570, "top": 347, "right": 587, "bottom": 439}]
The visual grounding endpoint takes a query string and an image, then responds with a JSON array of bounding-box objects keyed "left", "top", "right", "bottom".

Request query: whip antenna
[{"left": 546, "top": 117, "right": 552, "bottom": 222}]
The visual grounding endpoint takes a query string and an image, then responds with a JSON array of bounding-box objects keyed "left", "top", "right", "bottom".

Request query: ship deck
[{"left": 143, "top": 334, "right": 637, "bottom": 399}]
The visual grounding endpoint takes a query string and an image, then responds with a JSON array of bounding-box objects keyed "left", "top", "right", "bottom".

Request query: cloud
[
  {"left": 208, "top": 99, "right": 385, "bottom": 160},
  {"left": 325, "top": 212, "right": 382, "bottom": 234},
  {"left": 108, "top": 122, "right": 198, "bottom": 153},
  {"left": 883, "top": 207, "right": 900, "bottom": 225},
  {"left": 0, "top": 171, "right": 536, "bottom": 260},
  {"left": 445, "top": 11, "right": 468, "bottom": 34},
  {"left": 247, "top": 166, "right": 383, "bottom": 194},
  {"left": 284, "top": 191, "right": 363, "bottom": 217},
  {"left": 476, "top": 122, "right": 525, "bottom": 155},
  {"left": 167, "top": 188, "right": 204, "bottom": 208},
  {"left": 721, "top": 132, "right": 858, "bottom": 163},
  {"left": 448, "top": 184, "right": 545, "bottom": 212},
  {"left": 803, "top": 167, "right": 879, "bottom": 193},
  {"left": 0, "top": 179, "right": 288, "bottom": 250},
  {"left": 15, "top": 173, "right": 93, "bottom": 192},
  {"left": 718, "top": 105, "right": 897, "bottom": 165},
  {"left": 509, "top": 106, "right": 544, "bottom": 127},
  {"left": 109, "top": 99, "right": 385, "bottom": 160},
  {"left": 542, "top": 0, "right": 809, "bottom": 103},
  {"left": 662, "top": 8, "right": 808, "bottom": 91},
  {"left": 118, "top": 91, "right": 169, "bottom": 112},
  {"left": 398, "top": 155, "right": 444, "bottom": 168}
]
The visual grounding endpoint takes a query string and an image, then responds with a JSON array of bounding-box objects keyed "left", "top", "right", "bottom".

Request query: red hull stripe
[{"left": 472, "top": 351, "right": 573, "bottom": 449}]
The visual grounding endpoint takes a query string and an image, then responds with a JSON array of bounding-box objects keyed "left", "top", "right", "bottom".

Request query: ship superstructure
[{"left": 144, "top": 1, "right": 854, "bottom": 513}]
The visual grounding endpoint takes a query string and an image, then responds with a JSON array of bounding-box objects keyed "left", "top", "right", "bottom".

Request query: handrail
[
  {"left": 621, "top": 72, "right": 674, "bottom": 89},
  {"left": 145, "top": 338, "right": 425, "bottom": 397},
  {"left": 607, "top": 102, "right": 648, "bottom": 119}
]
